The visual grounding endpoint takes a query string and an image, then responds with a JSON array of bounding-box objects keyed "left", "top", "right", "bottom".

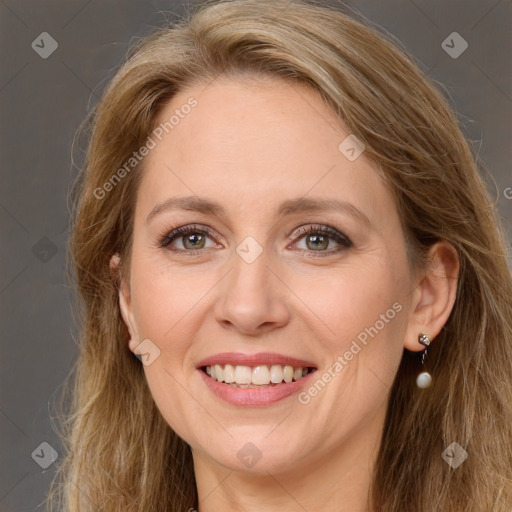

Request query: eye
[
  {"left": 290, "top": 225, "right": 353, "bottom": 257},
  {"left": 159, "top": 224, "right": 218, "bottom": 253},
  {"left": 158, "top": 223, "right": 353, "bottom": 256}
]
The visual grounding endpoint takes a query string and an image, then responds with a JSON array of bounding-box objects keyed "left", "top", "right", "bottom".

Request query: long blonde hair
[{"left": 45, "top": 0, "right": 512, "bottom": 510}]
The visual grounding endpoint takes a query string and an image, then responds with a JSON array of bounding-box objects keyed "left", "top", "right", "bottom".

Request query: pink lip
[
  {"left": 198, "top": 367, "right": 317, "bottom": 406},
  {"left": 196, "top": 352, "right": 317, "bottom": 368}
]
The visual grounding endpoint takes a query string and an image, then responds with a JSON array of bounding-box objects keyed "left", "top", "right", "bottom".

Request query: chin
[{"left": 195, "top": 427, "right": 308, "bottom": 475}]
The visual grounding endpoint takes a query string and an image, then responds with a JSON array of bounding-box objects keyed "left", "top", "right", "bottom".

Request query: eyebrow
[{"left": 146, "top": 195, "right": 372, "bottom": 229}]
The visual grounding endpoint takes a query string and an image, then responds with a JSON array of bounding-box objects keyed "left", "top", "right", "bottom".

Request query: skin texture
[{"left": 112, "top": 76, "right": 459, "bottom": 512}]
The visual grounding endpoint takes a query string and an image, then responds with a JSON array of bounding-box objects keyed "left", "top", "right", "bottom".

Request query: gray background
[{"left": 0, "top": 0, "right": 510, "bottom": 510}]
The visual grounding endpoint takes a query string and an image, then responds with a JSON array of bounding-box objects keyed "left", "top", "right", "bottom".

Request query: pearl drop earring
[{"left": 416, "top": 333, "right": 432, "bottom": 388}]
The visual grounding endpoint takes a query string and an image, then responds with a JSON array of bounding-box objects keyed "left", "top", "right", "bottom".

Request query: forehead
[{"left": 136, "top": 76, "right": 394, "bottom": 228}]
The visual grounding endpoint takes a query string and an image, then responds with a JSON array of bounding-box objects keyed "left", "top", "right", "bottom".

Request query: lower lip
[{"left": 198, "top": 368, "right": 316, "bottom": 406}]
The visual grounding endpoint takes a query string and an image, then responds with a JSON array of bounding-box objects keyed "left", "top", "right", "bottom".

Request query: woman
[{"left": 46, "top": 0, "right": 512, "bottom": 510}]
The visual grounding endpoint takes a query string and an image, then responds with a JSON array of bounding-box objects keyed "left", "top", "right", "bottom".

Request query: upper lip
[{"left": 196, "top": 352, "right": 317, "bottom": 369}]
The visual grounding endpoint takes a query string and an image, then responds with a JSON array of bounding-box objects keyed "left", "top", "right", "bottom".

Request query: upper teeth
[{"left": 205, "top": 364, "right": 311, "bottom": 385}]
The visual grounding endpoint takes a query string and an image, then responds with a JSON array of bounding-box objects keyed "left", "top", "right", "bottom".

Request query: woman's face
[{"left": 118, "top": 76, "right": 418, "bottom": 475}]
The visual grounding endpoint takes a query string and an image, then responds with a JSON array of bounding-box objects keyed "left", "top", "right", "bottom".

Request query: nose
[{"left": 214, "top": 247, "right": 290, "bottom": 337}]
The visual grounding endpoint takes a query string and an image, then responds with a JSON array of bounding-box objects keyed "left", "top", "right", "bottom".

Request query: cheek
[
  {"left": 128, "top": 258, "right": 210, "bottom": 439},
  {"left": 294, "top": 258, "right": 405, "bottom": 338},
  {"left": 295, "top": 269, "right": 406, "bottom": 429},
  {"left": 129, "top": 252, "right": 215, "bottom": 341},
  {"left": 291, "top": 258, "right": 408, "bottom": 393}
]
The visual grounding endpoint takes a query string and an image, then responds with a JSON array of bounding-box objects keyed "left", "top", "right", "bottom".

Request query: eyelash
[{"left": 158, "top": 223, "right": 353, "bottom": 257}]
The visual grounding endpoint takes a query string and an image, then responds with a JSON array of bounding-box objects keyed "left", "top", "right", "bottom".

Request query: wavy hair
[{"left": 45, "top": 0, "right": 512, "bottom": 510}]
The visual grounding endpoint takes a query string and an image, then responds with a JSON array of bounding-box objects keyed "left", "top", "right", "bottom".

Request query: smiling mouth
[{"left": 201, "top": 364, "right": 317, "bottom": 388}]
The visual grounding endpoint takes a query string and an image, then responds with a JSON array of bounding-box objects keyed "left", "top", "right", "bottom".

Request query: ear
[
  {"left": 404, "top": 241, "right": 460, "bottom": 352},
  {"left": 110, "top": 253, "right": 140, "bottom": 354}
]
